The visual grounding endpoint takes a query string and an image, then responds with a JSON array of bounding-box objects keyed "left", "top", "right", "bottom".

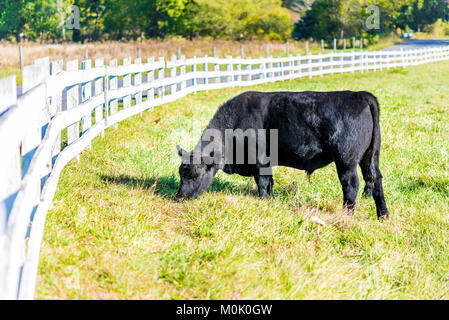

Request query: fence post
[
  {"left": 203, "top": 55, "right": 208, "bottom": 91},
  {"left": 122, "top": 57, "right": 132, "bottom": 109},
  {"left": 334, "top": 38, "right": 337, "bottom": 51},
  {"left": 134, "top": 57, "right": 143, "bottom": 117},
  {"left": 22, "top": 57, "right": 51, "bottom": 175},
  {"left": 49, "top": 60, "right": 63, "bottom": 154},
  {"left": 321, "top": 39, "right": 324, "bottom": 51},
  {"left": 360, "top": 50, "right": 365, "bottom": 74},
  {"left": 353, "top": 37, "right": 356, "bottom": 49},
  {"left": 240, "top": 44, "right": 244, "bottom": 58},
  {"left": 319, "top": 51, "right": 323, "bottom": 77},
  {"left": 360, "top": 38, "right": 363, "bottom": 49},
  {"left": 226, "top": 56, "right": 234, "bottom": 87},
  {"left": 340, "top": 50, "right": 344, "bottom": 73},
  {"left": 147, "top": 57, "right": 155, "bottom": 104},
  {"left": 180, "top": 55, "right": 186, "bottom": 93},
  {"left": 344, "top": 39, "right": 347, "bottom": 50},
  {"left": 157, "top": 57, "right": 165, "bottom": 100},
  {"left": 170, "top": 55, "right": 177, "bottom": 96},
  {"left": 267, "top": 55, "right": 273, "bottom": 81},
  {"left": 266, "top": 44, "right": 269, "bottom": 57},
  {"left": 308, "top": 52, "right": 312, "bottom": 79},
  {"left": 351, "top": 50, "right": 355, "bottom": 74},
  {"left": 287, "top": 54, "right": 293, "bottom": 79},
  {"left": 108, "top": 59, "right": 118, "bottom": 129},
  {"left": 295, "top": 53, "right": 301, "bottom": 78},
  {"left": 81, "top": 59, "right": 92, "bottom": 149},
  {"left": 19, "top": 46, "right": 24, "bottom": 71},
  {"left": 192, "top": 56, "right": 197, "bottom": 93},
  {"left": 400, "top": 48, "right": 405, "bottom": 68},
  {"left": 93, "top": 58, "right": 105, "bottom": 135},
  {"left": 214, "top": 55, "right": 219, "bottom": 85},
  {"left": 0, "top": 75, "right": 20, "bottom": 300},
  {"left": 65, "top": 60, "right": 80, "bottom": 156},
  {"left": 306, "top": 41, "right": 309, "bottom": 54},
  {"left": 330, "top": 50, "right": 334, "bottom": 74},
  {"left": 278, "top": 56, "right": 283, "bottom": 80}
]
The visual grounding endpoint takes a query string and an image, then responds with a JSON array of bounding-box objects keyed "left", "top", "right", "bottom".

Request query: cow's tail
[{"left": 360, "top": 92, "right": 382, "bottom": 198}]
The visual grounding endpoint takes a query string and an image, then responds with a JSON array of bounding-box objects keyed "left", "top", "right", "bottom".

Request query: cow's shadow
[
  {"left": 400, "top": 177, "right": 449, "bottom": 197},
  {"left": 99, "top": 173, "right": 256, "bottom": 199}
]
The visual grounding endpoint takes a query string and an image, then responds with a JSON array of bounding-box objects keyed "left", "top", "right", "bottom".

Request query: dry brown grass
[{"left": 0, "top": 39, "right": 324, "bottom": 68}]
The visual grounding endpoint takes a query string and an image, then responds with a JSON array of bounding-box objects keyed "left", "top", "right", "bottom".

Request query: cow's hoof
[{"left": 378, "top": 212, "right": 390, "bottom": 221}]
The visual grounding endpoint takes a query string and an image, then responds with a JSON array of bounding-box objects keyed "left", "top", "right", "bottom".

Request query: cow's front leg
[
  {"left": 254, "top": 173, "right": 274, "bottom": 198},
  {"left": 336, "top": 164, "right": 360, "bottom": 213}
]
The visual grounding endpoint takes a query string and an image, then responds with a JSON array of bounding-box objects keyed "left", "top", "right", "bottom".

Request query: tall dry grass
[{"left": 0, "top": 39, "right": 323, "bottom": 68}]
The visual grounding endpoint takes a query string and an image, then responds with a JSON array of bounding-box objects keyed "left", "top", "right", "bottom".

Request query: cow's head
[{"left": 174, "top": 145, "right": 218, "bottom": 201}]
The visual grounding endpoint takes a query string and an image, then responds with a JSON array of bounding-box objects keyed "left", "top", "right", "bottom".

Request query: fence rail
[{"left": 1, "top": 45, "right": 449, "bottom": 299}]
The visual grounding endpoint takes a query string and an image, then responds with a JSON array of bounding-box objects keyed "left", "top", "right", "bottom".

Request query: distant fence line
[{"left": 1, "top": 45, "right": 449, "bottom": 300}]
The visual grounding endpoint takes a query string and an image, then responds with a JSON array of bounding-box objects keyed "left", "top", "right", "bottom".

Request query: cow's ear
[{"left": 176, "top": 145, "right": 185, "bottom": 157}]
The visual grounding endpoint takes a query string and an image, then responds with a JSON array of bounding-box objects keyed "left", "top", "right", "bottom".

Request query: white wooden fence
[{"left": 1, "top": 45, "right": 449, "bottom": 300}]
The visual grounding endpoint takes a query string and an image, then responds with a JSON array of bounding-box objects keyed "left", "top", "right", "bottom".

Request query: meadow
[
  {"left": 35, "top": 59, "right": 449, "bottom": 299},
  {"left": 0, "top": 37, "right": 404, "bottom": 85}
]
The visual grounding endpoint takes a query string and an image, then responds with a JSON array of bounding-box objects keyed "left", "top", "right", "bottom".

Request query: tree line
[
  {"left": 1, "top": 0, "right": 448, "bottom": 43},
  {"left": 293, "top": 0, "right": 449, "bottom": 42}
]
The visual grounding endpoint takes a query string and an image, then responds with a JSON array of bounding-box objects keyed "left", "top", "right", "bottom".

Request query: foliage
[
  {"left": 292, "top": 0, "right": 424, "bottom": 41},
  {"left": 181, "top": 0, "right": 292, "bottom": 40},
  {"left": 281, "top": 0, "right": 315, "bottom": 14},
  {"left": 416, "top": 19, "right": 449, "bottom": 38},
  {"left": 0, "top": 0, "right": 27, "bottom": 41},
  {"left": 71, "top": 0, "right": 106, "bottom": 41},
  {"left": 396, "top": 0, "right": 449, "bottom": 31},
  {"left": 23, "top": 0, "right": 61, "bottom": 41},
  {"left": 0, "top": 1, "right": 448, "bottom": 43},
  {"left": 292, "top": 0, "right": 344, "bottom": 40}
]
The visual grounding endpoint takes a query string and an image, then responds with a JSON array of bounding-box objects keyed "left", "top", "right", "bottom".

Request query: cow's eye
[{"left": 187, "top": 167, "right": 200, "bottom": 179}]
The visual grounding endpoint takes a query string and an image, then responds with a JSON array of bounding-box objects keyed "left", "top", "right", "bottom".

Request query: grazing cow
[{"left": 175, "top": 91, "right": 390, "bottom": 219}]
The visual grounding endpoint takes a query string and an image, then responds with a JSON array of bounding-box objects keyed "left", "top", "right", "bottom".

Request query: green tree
[
  {"left": 281, "top": 0, "right": 315, "bottom": 14},
  {"left": 292, "top": 0, "right": 343, "bottom": 40},
  {"left": 396, "top": 0, "right": 449, "bottom": 30},
  {"left": 101, "top": 0, "right": 189, "bottom": 40},
  {"left": 181, "top": 0, "right": 292, "bottom": 40},
  {"left": 0, "top": 0, "right": 26, "bottom": 41},
  {"left": 23, "top": 0, "right": 60, "bottom": 41},
  {"left": 293, "top": 0, "right": 415, "bottom": 41},
  {"left": 72, "top": 0, "right": 106, "bottom": 41}
]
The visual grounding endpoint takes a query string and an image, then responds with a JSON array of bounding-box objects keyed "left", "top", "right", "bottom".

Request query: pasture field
[{"left": 36, "top": 60, "right": 449, "bottom": 299}]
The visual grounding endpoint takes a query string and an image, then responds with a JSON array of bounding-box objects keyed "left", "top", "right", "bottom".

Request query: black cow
[{"left": 175, "top": 91, "right": 390, "bottom": 219}]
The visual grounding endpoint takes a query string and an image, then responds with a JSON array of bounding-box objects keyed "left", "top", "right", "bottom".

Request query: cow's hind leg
[
  {"left": 359, "top": 153, "right": 375, "bottom": 198},
  {"left": 254, "top": 173, "right": 274, "bottom": 198},
  {"left": 359, "top": 153, "right": 390, "bottom": 219},
  {"left": 336, "top": 164, "right": 360, "bottom": 213},
  {"left": 372, "top": 166, "right": 390, "bottom": 219}
]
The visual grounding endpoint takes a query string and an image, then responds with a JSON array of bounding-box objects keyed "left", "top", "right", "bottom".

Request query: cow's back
[{"left": 233, "top": 91, "right": 374, "bottom": 171}]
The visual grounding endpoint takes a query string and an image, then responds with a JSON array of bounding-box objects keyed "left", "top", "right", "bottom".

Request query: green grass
[
  {"left": 0, "top": 67, "right": 21, "bottom": 84},
  {"left": 36, "top": 60, "right": 449, "bottom": 299}
]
